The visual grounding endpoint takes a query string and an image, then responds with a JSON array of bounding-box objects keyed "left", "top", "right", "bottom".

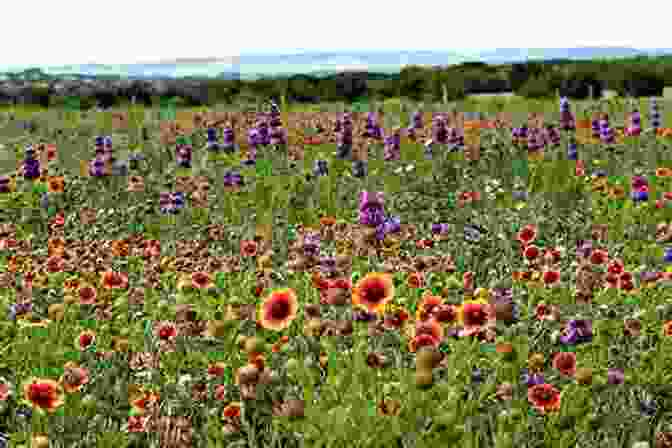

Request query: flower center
[{"left": 269, "top": 300, "right": 290, "bottom": 319}]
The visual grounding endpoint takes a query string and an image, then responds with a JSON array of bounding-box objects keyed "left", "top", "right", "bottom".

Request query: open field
[{"left": 1, "top": 97, "right": 672, "bottom": 447}]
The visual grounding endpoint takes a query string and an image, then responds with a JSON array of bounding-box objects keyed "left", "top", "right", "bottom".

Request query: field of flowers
[{"left": 2, "top": 95, "right": 672, "bottom": 447}]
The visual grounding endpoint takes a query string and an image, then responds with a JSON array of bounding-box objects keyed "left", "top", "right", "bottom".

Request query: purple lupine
[
  {"left": 591, "top": 116, "right": 601, "bottom": 138},
  {"left": 364, "top": 113, "right": 382, "bottom": 139},
  {"left": 447, "top": 127, "right": 463, "bottom": 148},
  {"left": 313, "top": 159, "right": 329, "bottom": 177},
  {"left": 424, "top": 139, "right": 434, "bottom": 160},
  {"left": 607, "top": 368, "right": 625, "bottom": 385},
  {"left": 221, "top": 127, "right": 236, "bottom": 153},
  {"left": 254, "top": 117, "right": 270, "bottom": 145},
  {"left": 545, "top": 125, "right": 561, "bottom": 147},
  {"left": 319, "top": 256, "right": 337, "bottom": 276},
  {"left": 431, "top": 223, "right": 449, "bottom": 235},
  {"left": 628, "top": 109, "right": 642, "bottom": 136},
  {"left": 376, "top": 215, "right": 401, "bottom": 240},
  {"left": 89, "top": 157, "right": 105, "bottom": 177},
  {"left": 223, "top": 170, "right": 244, "bottom": 187},
  {"left": 176, "top": 145, "right": 192, "bottom": 168},
  {"left": 567, "top": 139, "right": 578, "bottom": 160},
  {"left": 302, "top": 231, "right": 321, "bottom": 257},
  {"left": 412, "top": 111, "right": 423, "bottom": 129},
  {"left": 599, "top": 118, "right": 615, "bottom": 145},
  {"left": 527, "top": 128, "right": 544, "bottom": 151},
  {"left": 25, "top": 144, "right": 36, "bottom": 159},
  {"left": 520, "top": 369, "right": 545, "bottom": 387},
  {"left": 270, "top": 127, "right": 287, "bottom": 146},
  {"left": 22, "top": 158, "right": 41, "bottom": 180},
  {"left": 650, "top": 98, "right": 661, "bottom": 131},
  {"left": 359, "top": 191, "right": 386, "bottom": 226},
  {"left": 384, "top": 130, "right": 401, "bottom": 161},
  {"left": 159, "top": 191, "right": 177, "bottom": 214},
  {"left": 432, "top": 116, "right": 449, "bottom": 145},
  {"left": 631, "top": 175, "right": 648, "bottom": 191},
  {"left": 576, "top": 240, "right": 593, "bottom": 258},
  {"left": 559, "top": 97, "right": 575, "bottom": 131},
  {"left": 207, "top": 127, "right": 217, "bottom": 142},
  {"left": 248, "top": 128, "right": 262, "bottom": 147},
  {"left": 512, "top": 125, "right": 528, "bottom": 143},
  {"left": 559, "top": 319, "right": 593, "bottom": 345}
]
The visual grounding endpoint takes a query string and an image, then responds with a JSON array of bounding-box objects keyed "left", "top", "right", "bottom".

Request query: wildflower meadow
[{"left": 1, "top": 94, "right": 672, "bottom": 447}]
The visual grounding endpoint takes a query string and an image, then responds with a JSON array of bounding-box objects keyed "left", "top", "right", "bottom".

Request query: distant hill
[{"left": 2, "top": 48, "right": 672, "bottom": 80}]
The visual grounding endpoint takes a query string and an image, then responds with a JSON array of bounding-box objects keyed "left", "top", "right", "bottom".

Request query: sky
[{"left": 2, "top": 0, "right": 669, "bottom": 68}]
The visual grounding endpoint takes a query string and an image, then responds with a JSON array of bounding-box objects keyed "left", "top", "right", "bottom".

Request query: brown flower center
[{"left": 269, "top": 299, "right": 290, "bottom": 319}]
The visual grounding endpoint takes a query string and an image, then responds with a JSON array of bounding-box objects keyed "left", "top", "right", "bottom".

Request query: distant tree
[{"left": 517, "top": 75, "right": 554, "bottom": 99}]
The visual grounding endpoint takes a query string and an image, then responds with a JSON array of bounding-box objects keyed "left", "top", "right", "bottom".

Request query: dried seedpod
[
  {"left": 237, "top": 364, "right": 260, "bottom": 386},
  {"left": 415, "top": 347, "right": 443, "bottom": 370},
  {"left": 415, "top": 369, "right": 434, "bottom": 388}
]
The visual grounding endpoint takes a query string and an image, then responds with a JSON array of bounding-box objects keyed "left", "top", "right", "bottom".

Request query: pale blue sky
[{"left": 3, "top": 0, "right": 668, "bottom": 68}]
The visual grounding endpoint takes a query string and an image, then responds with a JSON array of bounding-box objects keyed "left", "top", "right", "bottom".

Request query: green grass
[{"left": 1, "top": 100, "right": 672, "bottom": 447}]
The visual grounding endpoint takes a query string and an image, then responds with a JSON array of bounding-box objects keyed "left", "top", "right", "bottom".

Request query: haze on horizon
[{"left": 3, "top": 0, "right": 668, "bottom": 69}]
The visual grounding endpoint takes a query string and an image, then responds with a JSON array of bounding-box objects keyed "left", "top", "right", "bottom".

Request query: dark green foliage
[{"left": 5, "top": 55, "right": 672, "bottom": 108}]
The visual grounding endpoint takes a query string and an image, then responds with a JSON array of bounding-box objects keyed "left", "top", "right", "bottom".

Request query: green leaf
[
  {"left": 480, "top": 344, "right": 496, "bottom": 353},
  {"left": 223, "top": 366, "right": 233, "bottom": 384},
  {"left": 215, "top": 272, "right": 227, "bottom": 289},
  {"left": 367, "top": 400, "right": 377, "bottom": 417},
  {"left": 512, "top": 159, "right": 528, "bottom": 178},
  {"left": 80, "top": 319, "right": 96, "bottom": 329}
]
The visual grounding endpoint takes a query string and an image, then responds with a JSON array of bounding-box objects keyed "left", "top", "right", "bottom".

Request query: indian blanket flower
[
  {"left": 0, "top": 379, "right": 11, "bottom": 401},
  {"left": 154, "top": 321, "right": 178, "bottom": 341},
  {"left": 552, "top": 352, "right": 577, "bottom": 377},
  {"left": 416, "top": 293, "right": 443, "bottom": 321},
  {"left": 413, "top": 318, "right": 444, "bottom": 341},
  {"left": 45, "top": 256, "right": 65, "bottom": 273},
  {"left": 383, "top": 306, "right": 410, "bottom": 330},
  {"left": 516, "top": 224, "right": 537, "bottom": 246},
  {"left": 207, "top": 362, "right": 227, "bottom": 378},
  {"left": 59, "top": 362, "right": 89, "bottom": 393},
  {"left": 240, "top": 240, "right": 258, "bottom": 257},
  {"left": 589, "top": 249, "right": 608, "bottom": 265},
  {"left": 22, "top": 378, "right": 64, "bottom": 413},
  {"left": 407, "top": 272, "right": 424, "bottom": 289},
  {"left": 528, "top": 383, "right": 561, "bottom": 414},
  {"left": 131, "top": 391, "right": 161, "bottom": 416},
  {"left": 535, "top": 303, "right": 560, "bottom": 321},
  {"left": 408, "top": 333, "right": 440, "bottom": 353},
  {"left": 523, "top": 245, "right": 540, "bottom": 260},
  {"left": 258, "top": 288, "right": 299, "bottom": 331},
  {"left": 47, "top": 176, "right": 64, "bottom": 193},
  {"left": 351, "top": 272, "right": 395, "bottom": 314},
  {"left": 542, "top": 269, "right": 561, "bottom": 286},
  {"left": 101, "top": 271, "right": 128, "bottom": 290},
  {"left": 457, "top": 298, "right": 493, "bottom": 336},
  {"left": 191, "top": 271, "right": 213, "bottom": 289},
  {"left": 127, "top": 415, "right": 150, "bottom": 433},
  {"left": 77, "top": 285, "right": 97, "bottom": 305},
  {"left": 76, "top": 330, "right": 96, "bottom": 351}
]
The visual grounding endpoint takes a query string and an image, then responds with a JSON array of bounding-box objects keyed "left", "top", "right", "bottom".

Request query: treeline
[{"left": 5, "top": 55, "right": 672, "bottom": 108}]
